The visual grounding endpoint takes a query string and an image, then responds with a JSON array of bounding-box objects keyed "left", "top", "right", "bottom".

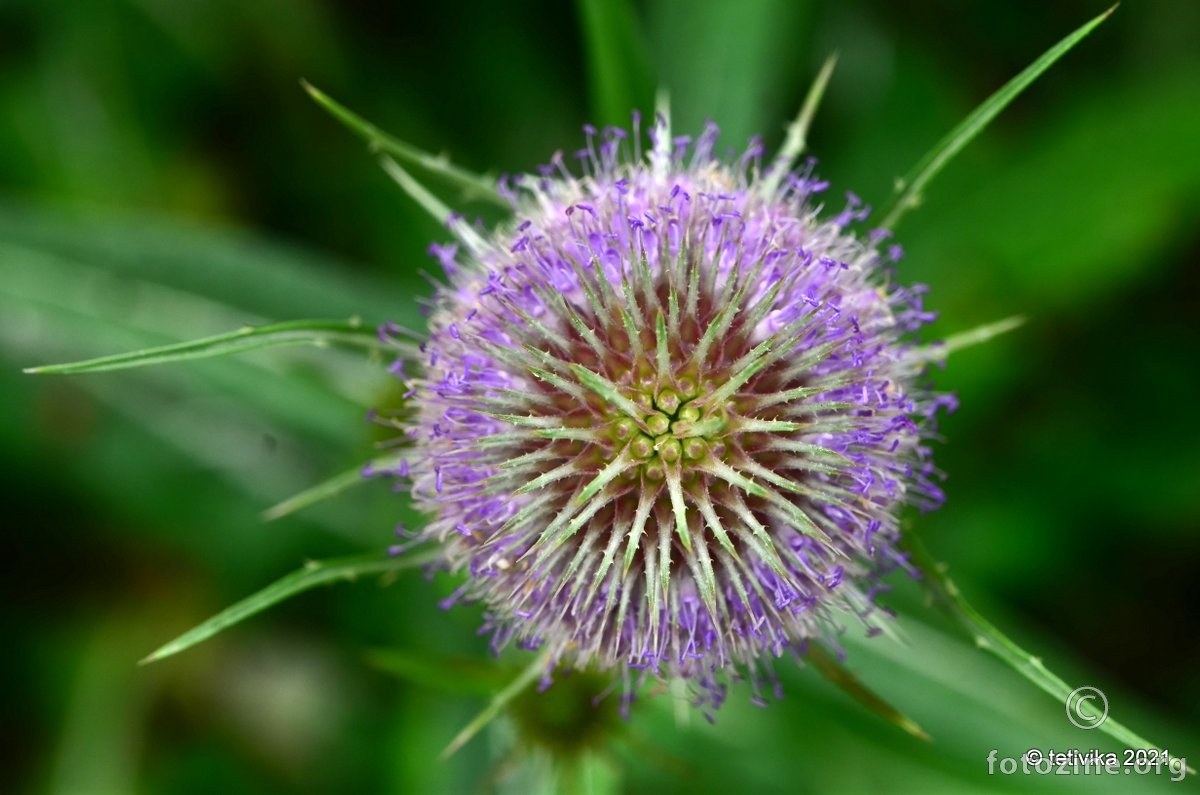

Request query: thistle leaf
[
  {"left": 879, "top": 5, "right": 1116, "bottom": 230},
  {"left": 903, "top": 531, "right": 1195, "bottom": 776},
  {"left": 25, "top": 318, "right": 384, "bottom": 375},
  {"left": 139, "top": 549, "right": 440, "bottom": 665},
  {"left": 808, "top": 644, "right": 930, "bottom": 742},
  {"left": 302, "top": 81, "right": 507, "bottom": 208}
]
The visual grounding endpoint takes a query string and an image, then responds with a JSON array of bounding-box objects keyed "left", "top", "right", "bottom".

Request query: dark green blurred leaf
[
  {"left": 49, "top": 617, "right": 165, "bottom": 795},
  {"left": 0, "top": 204, "right": 408, "bottom": 323},
  {"left": 441, "top": 651, "right": 551, "bottom": 760},
  {"left": 1, "top": 241, "right": 372, "bottom": 440},
  {"left": 577, "top": 0, "right": 654, "bottom": 125},
  {"left": 364, "top": 648, "right": 510, "bottom": 696},
  {"left": 646, "top": 0, "right": 814, "bottom": 146},
  {"left": 912, "top": 67, "right": 1200, "bottom": 316}
]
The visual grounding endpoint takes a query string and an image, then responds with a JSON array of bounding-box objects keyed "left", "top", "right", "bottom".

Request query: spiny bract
[{"left": 378, "top": 113, "right": 952, "bottom": 713}]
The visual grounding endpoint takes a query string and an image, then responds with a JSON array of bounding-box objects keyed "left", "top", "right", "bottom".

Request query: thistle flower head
[{"left": 380, "top": 114, "right": 951, "bottom": 712}]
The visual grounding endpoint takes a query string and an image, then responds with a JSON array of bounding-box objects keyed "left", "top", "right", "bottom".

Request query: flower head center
[{"left": 605, "top": 368, "right": 727, "bottom": 480}]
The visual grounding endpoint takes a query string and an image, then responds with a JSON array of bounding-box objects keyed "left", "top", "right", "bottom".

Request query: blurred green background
[{"left": 2, "top": 1, "right": 1198, "bottom": 793}]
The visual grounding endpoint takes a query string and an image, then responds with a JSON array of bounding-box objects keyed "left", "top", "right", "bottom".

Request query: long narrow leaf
[
  {"left": 302, "top": 81, "right": 507, "bottom": 208},
  {"left": 647, "top": 0, "right": 814, "bottom": 148},
  {"left": 25, "top": 318, "right": 384, "bottom": 375},
  {"left": 577, "top": 0, "right": 653, "bottom": 126},
  {"left": 903, "top": 532, "right": 1194, "bottom": 776},
  {"left": 879, "top": 6, "right": 1116, "bottom": 230},
  {"left": 140, "top": 549, "right": 440, "bottom": 665}
]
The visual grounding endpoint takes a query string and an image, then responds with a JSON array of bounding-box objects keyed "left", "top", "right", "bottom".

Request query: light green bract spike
[
  {"left": 302, "top": 80, "right": 508, "bottom": 208},
  {"left": 913, "top": 315, "right": 1027, "bottom": 363},
  {"left": 651, "top": 88, "right": 672, "bottom": 181},
  {"left": 381, "top": 155, "right": 453, "bottom": 225},
  {"left": 879, "top": 5, "right": 1117, "bottom": 230}
]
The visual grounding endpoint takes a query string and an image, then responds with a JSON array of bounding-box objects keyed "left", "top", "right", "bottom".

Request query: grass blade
[
  {"left": 302, "top": 81, "right": 507, "bottom": 208},
  {"left": 0, "top": 205, "right": 408, "bottom": 323},
  {"left": 140, "top": 548, "right": 440, "bottom": 665},
  {"left": 903, "top": 531, "right": 1194, "bottom": 776},
  {"left": 879, "top": 6, "right": 1116, "bottom": 230},
  {"left": 25, "top": 318, "right": 384, "bottom": 375}
]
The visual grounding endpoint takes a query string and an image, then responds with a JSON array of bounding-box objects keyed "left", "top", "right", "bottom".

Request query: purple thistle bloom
[{"left": 378, "top": 116, "right": 950, "bottom": 712}]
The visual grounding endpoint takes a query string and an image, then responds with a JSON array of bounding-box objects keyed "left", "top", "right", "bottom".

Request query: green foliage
[{"left": 577, "top": 0, "right": 654, "bottom": 127}]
